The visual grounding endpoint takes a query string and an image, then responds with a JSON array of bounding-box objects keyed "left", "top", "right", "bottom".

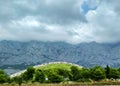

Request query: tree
[
  {"left": 21, "top": 66, "right": 35, "bottom": 82},
  {"left": 105, "top": 65, "right": 110, "bottom": 79},
  {"left": 57, "top": 68, "right": 69, "bottom": 78},
  {"left": 34, "top": 69, "right": 45, "bottom": 83},
  {"left": 109, "top": 68, "right": 120, "bottom": 79},
  {"left": 80, "top": 68, "right": 90, "bottom": 79},
  {"left": 26, "top": 66, "right": 35, "bottom": 79},
  {"left": 47, "top": 71, "right": 63, "bottom": 83},
  {"left": 0, "top": 74, "right": 8, "bottom": 84},
  {"left": 90, "top": 66, "right": 106, "bottom": 81},
  {"left": 70, "top": 66, "right": 81, "bottom": 81},
  {"left": 12, "top": 76, "right": 22, "bottom": 86},
  {"left": 0, "top": 70, "right": 8, "bottom": 84}
]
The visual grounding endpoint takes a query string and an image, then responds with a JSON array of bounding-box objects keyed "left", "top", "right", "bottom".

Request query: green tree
[
  {"left": 21, "top": 66, "right": 35, "bottom": 82},
  {"left": 105, "top": 65, "right": 110, "bottom": 79},
  {"left": 57, "top": 68, "right": 70, "bottom": 78},
  {"left": 47, "top": 71, "right": 63, "bottom": 83},
  {"left": 90, "top": 66, "right": 106, "bottom": 81},
  {"left": 109, "top": 68, "right": 120, "bottom": 79},
  {"left": 70, "top": 66, "right": 81, "bottom": 81},
  {"left": 0, "top": 70, "right": 8, "bottom": 84},
  {"left": 80, "top": 68, "right": 90, "bottom": 79},
  {"left": 34, "top": 69, "right": 45, "bottom": 83},
  {"left": 12, "top": 76, "right": 22, "bottom": 86}
]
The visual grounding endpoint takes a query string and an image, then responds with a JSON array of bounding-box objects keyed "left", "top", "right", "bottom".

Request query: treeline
[{"left": 0, "top": 65, "right": 120, "bottom": 85}]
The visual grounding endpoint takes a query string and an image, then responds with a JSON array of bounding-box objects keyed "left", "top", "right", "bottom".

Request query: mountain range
[{"left": 0, "top": 40, "right": 120, "bottom": 74}]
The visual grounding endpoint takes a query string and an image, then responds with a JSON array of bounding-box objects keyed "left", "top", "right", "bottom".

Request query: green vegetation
[
  {"left": 90, "top": 66, "right": 106, "bottom": 81},
  {"left": 34, "top": 69, "right": 45, "bottom": 83},
  {"left": 1, "top": 63, "right": 120, "bottom": 85},
  {"left": 0, "top": 70, "right": 8, "bottom": 84},
  {"left": 21, "top": 66, "right": 35, "bottom": 82},
  {"left": 38, "top": 63, "right": 74, "bottom": 70}
]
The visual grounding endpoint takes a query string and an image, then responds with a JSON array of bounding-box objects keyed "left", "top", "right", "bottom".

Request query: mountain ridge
[{"left": 0, "top": 40, "right": 120, "bottom": 74}]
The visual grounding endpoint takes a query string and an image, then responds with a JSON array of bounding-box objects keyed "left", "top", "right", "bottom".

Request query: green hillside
[
  {"left": 37, "top": 62, "right": 81, "bottom": 70},
  {"left": 1, "top": 63, "right": 120, "bottom": 85}
]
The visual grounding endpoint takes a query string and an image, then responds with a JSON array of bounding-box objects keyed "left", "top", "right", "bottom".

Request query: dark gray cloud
[{"left": 0, "top": 0, "right": 86, "bottom": 24}]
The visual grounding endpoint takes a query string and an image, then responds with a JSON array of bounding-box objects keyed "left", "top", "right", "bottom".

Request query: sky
[{"left": 0, "top": 0, "right": 120, "bottom": 44}]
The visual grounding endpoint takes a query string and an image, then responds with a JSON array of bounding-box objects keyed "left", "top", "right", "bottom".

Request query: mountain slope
[{"left": 0, "top": 40, "right": 120, "bottom": 74}]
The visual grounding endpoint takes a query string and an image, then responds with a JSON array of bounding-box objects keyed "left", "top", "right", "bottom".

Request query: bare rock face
[{"left": 0, "top": 40, "right": 120, "bottom": 74}]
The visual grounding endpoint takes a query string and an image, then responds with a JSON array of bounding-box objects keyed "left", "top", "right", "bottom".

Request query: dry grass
[{"left": 1, "top": 81, "right": 120, "bottom": 86}]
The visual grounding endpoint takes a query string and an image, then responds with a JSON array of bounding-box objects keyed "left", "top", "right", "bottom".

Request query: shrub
[
  {"left": 34, "top": 69, "right": 45, "bottom": 83},
  {"left": 90, "top": 66, "right": 106, "bottom": 81}
]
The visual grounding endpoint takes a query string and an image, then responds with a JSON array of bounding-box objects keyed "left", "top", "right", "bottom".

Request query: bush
[
  {"left": 105, "top": 65, "right": 110, "bottom": 79},
  {"left": 34, "top": 69, "right": 45, "bottom": 83},
  {"left": 57, "top": 68, "right": 70, "bottom": 79},
  {"left": 77, "top": 78, "right": 91, "bottom": 82},
  {"left": 47, "top": 71, "right": 63, "bottom": 83},
  {"left": 21, "top": 66, "right": 35, "bottom": 82},
  {"left": 0, "top": 70, "right": 8, "bottom": 84},
  {"left": 109, "top": 68, "right": 120, "bottom": 79},
  {"left": 90, "top": 66, "right": 106, "bottom": 81},
  {"left": 80, "top": 68, "right": 90, "bottom": 79},
  {"left": 12, "top": 76, "right": 22, "bottom": 86},
  {"left": 70, "top": 66, "right": 81, "bottom": 81}
]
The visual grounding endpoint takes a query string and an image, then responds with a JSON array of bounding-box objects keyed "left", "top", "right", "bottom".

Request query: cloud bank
[{"left": 0, "top": 0, "right": 120, "bottom": 44}]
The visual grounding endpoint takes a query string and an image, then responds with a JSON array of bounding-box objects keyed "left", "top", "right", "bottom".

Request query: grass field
[
  {"left": 37, "top": 62, "right": 81, "bottom": 70},
  {"left": 39, "top": 63, "right": 72, "bottom": 70}
]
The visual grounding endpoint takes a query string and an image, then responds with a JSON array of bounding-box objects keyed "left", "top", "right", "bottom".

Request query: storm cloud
[{"left": 0, "top": 0, "right": 120, "bottom": 44}]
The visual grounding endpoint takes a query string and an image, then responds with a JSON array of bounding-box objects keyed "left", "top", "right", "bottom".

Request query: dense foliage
[
  {"left": 0, "top": 70, "right": 8, "bottom": 84},
  {"left": 1, "top": 64, "right": 120, "bottom": 85}
]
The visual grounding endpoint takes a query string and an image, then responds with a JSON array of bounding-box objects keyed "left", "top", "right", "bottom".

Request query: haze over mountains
[{"left": 0, "top": 40, "right": 120, "bottom": 74}]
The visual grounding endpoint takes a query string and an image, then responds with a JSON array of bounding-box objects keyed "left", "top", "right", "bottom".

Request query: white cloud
[
  {"left": 85, "top": 0, "right": 120, "bottom": 43},
  {"left": 0, "top": 0, "right": 120, "bottom": 44},
  {"left": 11, "top": 16, "right": 40, "bottom": 28}
]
